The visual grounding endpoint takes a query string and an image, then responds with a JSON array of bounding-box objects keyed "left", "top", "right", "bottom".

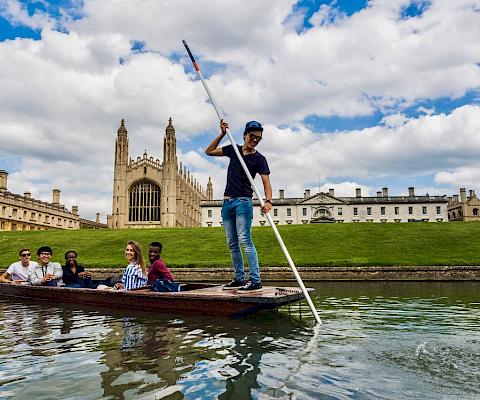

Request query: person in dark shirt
[
  {"left": 147, "top": 241, "right": 174, "bottom": 285},
  {"left": 205, "top": 120, "right": 272, "bottom": 291},
  {"left": 62, "top": 250, "right": 95, "bottom": 289}
]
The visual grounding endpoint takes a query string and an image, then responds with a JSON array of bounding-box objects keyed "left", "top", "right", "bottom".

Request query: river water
[{"left": 0, "top": 281, "right": 479, "bottom": 399}]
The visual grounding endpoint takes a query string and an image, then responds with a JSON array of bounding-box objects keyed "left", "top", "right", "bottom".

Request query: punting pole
[{"left": 182, "top": 40, "right": 322, "bottom": 325}]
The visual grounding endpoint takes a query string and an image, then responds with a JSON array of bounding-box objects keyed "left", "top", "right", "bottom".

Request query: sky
[{"left": 0, "top": 0, "right": 479, "bottom": 221}]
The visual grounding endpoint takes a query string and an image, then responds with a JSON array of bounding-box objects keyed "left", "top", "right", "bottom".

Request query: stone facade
[
  {"left": 0, "top": 170, "right": 80, "bottom": 231},
  {"left": 201, "top": 186, "right": 449, "bottom": 226},
  {"left": 447, "top": 188, "right": 480, "bottom": 221},
  {"left": 108, "top": 118, "right": 210, "bottom": 228}
]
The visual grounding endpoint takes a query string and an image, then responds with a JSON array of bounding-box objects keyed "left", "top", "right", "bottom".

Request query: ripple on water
[{"left": 1, "top": 282, "right": 480, "bottom": 400}]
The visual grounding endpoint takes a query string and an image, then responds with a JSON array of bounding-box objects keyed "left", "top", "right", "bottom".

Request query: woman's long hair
[{"left": 127, "top": 240, "right": 147, "bottom": 276}]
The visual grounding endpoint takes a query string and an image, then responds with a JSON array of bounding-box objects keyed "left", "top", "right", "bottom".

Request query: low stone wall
[
  {"left": 84, "top": 266, "right": 480, "bottom": 281},
  {"left": 3, "top": 266, "right": 479, "bottom": 281}
]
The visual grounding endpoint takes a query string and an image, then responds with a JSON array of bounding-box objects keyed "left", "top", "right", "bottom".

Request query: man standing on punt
[{"left": 205, "top": 120, "right": 273, "bottom": 291}]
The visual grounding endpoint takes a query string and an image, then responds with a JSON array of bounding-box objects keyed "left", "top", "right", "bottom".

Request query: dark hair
[
  {"left": 64, "top": 250, "right": 78, "bottom": 259},
  {"left": 18, "top": 248, "right": 30, "bottom": 256},
  {"left": 127, "top": 241, "right": 146, "bottom": 275},
  {"left": 37, "top": 246, "right": 53, "bottom": 256},
  {"left": 150, "top": 241, "right": 163, "bottom": 252}
]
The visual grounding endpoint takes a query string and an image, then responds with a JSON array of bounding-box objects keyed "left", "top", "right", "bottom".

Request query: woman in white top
[
  {"left": 114, "top": 241, "right": 148, "bottom": 290},
  {"left": 0, "top": 248, "right": 38, "bottom": 284}
]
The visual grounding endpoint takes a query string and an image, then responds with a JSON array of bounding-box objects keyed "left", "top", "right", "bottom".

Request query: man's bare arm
[{"left": 205, "top": 120, "right": 228, "bottom": 156}]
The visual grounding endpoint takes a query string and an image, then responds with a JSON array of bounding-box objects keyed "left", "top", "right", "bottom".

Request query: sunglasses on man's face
[
  {"left": 248, "top": 133, "right": 262, "bottom": 142},
  {"left": 21, "top": 253, "right": 31, "bottom": 257}
]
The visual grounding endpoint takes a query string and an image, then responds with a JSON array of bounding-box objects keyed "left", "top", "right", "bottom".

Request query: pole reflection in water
[{"left": 0, "top": 281, "right": 479, "bottom": 399}]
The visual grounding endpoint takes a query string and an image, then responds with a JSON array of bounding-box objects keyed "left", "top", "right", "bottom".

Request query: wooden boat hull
[{"left": 0, "top": 283, "right": 313, "bottom": 317}]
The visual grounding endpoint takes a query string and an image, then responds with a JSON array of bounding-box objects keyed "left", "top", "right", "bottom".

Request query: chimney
[
  {"left": 279, "top": 189, "right": 284, "bottom": 200},
  {"left": 453, "top": 194, "right": 459, "bottom": 203},
  {"left": 72, "top": 206, "right": 78, "bottom": 216},
  {"left": 356, "top": 188, "right": 361, "bottom": 198},
  {"left": 382, "top": 187, "right": 388, "bottom": 197},
  {"left": 408, "top": 187, "right": 415, "bottom": 197},
  {"left": 447, "top": 196, "right": 452, "bottom": 204},
  {"left": 376, "top": 191, "right": 382, "bottom": 197},
  {"left": 24, "top": 192, "right": 31, "bottom": 199},
  {"left": 0, "top": 170, "right": 7, "bottom": 193},
  {"left": 96, "top": 213, "right": 100, "bottom": 223},
  {"left": 106, "top": 214, "right": 112, "bottom": 228},
  {"left": 52, "top": 189, "right": 61, "bottom": 204},
  {"left": 304, "top": 189, "right": 310, "bottom": 198},
  {"left": 460, "top": 188, "right": 466, "bottom": 203},
  {"left": 329, "top": 188, "right": 335, "bottom": 196},
  {"left": 469, "top": 189, "right": 474, "bottom": 199}
]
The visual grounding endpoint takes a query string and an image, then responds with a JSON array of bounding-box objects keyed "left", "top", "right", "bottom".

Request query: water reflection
[{"left": 0, "top": 281, "right": 479, "bottom": 399}]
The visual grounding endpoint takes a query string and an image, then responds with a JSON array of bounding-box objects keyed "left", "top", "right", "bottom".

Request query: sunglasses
[
  {"left": 248, "top": 133, "right": 262, "bottom": 142},
  {"left": 40, "top": 252, "right": 52, "bottom": 256},
  {"left": 21, "top": 253, "right": 31, "bottom": 257}
]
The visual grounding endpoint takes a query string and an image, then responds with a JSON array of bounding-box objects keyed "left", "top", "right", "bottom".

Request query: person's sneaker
[
  {"left": 238, "top": 281, "right": 263, "bottom": 291},
  {"left": 222, "top": 279, "right": 244, "bottom": 290}
]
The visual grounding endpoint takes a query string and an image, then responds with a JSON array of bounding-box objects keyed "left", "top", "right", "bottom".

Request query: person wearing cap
[
  {"left": 205, "top": 120, "right": 272, "bottom": 291},
  {"left": 0, "top": 248, "right": 38, "bottom": 284}
]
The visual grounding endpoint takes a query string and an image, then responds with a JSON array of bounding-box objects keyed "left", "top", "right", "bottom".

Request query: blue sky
[{"left": 0, "top": 0, "right": 479, "bottom": 219}]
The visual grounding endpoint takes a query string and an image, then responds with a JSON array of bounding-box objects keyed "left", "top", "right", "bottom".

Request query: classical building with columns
[
  {"left": 447, "top": 188, "right": 480, "bottom": 221},
  {"left": 201, "top": 186, "right": 449, "bottom": 226},
  {"left": 0, "top": 170, "right": 80, "bottom": 231},
  {"left": 107, "top": 118, "right": 212, "bottom": 229}
]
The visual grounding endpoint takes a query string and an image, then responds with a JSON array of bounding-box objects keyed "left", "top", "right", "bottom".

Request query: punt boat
[{"left": 0, "top": 282, "right": 313, "bottom": 317}]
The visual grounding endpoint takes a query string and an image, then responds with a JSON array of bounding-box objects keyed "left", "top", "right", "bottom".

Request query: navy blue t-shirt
[{"left": 222, "top": 145, "right": 270, "bottom": 197}]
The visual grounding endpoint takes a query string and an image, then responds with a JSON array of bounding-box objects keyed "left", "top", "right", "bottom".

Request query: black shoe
[
  {"left": 239, "top": 281, "right": 263, "bottom": 291},
  {"left": 223, "top": 279, "right": 244, "bottom": 290}
]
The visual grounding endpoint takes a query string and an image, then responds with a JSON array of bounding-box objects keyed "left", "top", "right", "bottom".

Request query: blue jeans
[{"left": 222, "top": 197, "right": 260, "bottom": 283}]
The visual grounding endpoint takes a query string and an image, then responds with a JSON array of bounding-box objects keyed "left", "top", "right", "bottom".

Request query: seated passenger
[
  {"left": 0, "top": 248, "right": 38, "bottom": 284},
  {"left": 147, "top": 241, "right": 179, "bottom": 292},
  {"left": 63, "top": 250, "right": 95, "bottom": 289},
  {"left": 28, "top": 246, "right": 63, "bottom": 286},
  {"left": 147, "top": 241, "right": 175, "bottom": 284},
  {"left": 114, "top": 241, "right": 147, "bottom": 290}
]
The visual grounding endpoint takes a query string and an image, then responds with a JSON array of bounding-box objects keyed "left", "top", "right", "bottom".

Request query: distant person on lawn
[
  {"left": 28, "top": 246, "right": 63, "bottom": 286},
  {"left": 62, "top": 250, "right": 95, "bottom": 289},
  {"left": 0, "top": 248, "right": 38, "bottom": 284},
  {"left": 114, "top": 241, "right": 148, "bottom": 290},
  {"left": 147, "top": 241, "right": 179, "bottom": 292},
  {"left": 205, "top": 120, "right": 272, "bottom": 291}
]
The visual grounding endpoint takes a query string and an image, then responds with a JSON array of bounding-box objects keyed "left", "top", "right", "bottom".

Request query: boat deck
[{"left": 0, "top": 283, "right": 313, "bottom": 317}]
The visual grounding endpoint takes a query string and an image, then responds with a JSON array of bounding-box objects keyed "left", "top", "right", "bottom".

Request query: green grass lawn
[{"left": 0, "top": 222, "right": 479, "bottom": 268}]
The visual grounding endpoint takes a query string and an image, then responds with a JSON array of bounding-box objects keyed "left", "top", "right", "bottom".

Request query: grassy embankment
[{"left": 0, "top": 222, "right": 479, "bottom": 269}]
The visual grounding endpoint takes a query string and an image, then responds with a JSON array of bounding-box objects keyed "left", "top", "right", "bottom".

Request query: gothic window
[
  {"left": 129, "top": 180, "right": 161, "bottom": 222},
  {"left": 473, "top": 208, "right": 479, "bottom": 216}
]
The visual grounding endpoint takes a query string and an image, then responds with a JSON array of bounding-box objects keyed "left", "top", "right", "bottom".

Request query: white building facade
[{"left": 201, "top": 187, "right": 449, "bottom": 227}]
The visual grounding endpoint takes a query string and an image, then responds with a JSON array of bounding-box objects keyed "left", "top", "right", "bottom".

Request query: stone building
[
  {"left": 201, "top": 186, "right": 449, "bottom": 226},
  {"left": 107, "top": 118, "right": 210, "bottom": 228},
  {"left": 0, "top": 170, "right": 80, "bottom": 231},
  {"left": 447, "top": 188, "right": 480, "bottom": 221},
  {"left": 80, "top": 213, "right": 108, "bottom": 229}
]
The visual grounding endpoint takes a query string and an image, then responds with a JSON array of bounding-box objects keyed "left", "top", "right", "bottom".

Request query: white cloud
[
  {"left": 0, "top": 0, "right": 52, "bottom": 30},
  {"left": 435, "top": 167, "right": 480, "bottom": 193}
]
